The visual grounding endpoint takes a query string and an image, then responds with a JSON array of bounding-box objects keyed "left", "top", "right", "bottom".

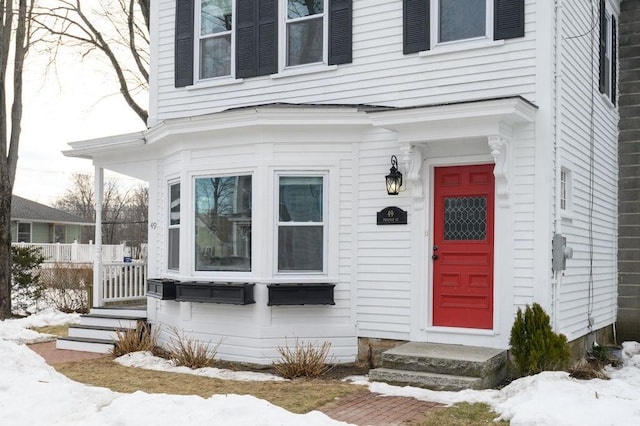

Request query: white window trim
[
  {"left": 279, "top": 0, "right": 328, "bottom": 72},
  {"left": 273, "top": 171, "right": 329, "bottom": 276},
  {"left": 601, "top": 1, "right": 617, "bottom": 104},
  {"left": 195, "top": 0, "right": 236, "bottom": 82},
  {"left": 17, "top": 222, "right": 32, "bottom": 243},
  {"left": 560, "top": 166, "right": 574, "bottom": 220},
  {"left": 190, "top": 171, "right": 255, "bottom": 279},
  {"left": 168, "top": 181, "right": 181, "bottom": 272},
  {"left": 431, "top": 0, "right": 493, "bottom": 49}
]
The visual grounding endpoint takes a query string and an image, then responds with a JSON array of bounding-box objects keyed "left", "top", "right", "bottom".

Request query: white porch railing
[
  {"left": 101, "top": 262, "right": 148, "bottom": 303},
  {"left": 11, "top": 242, "right": 135, "bottom": 263}
]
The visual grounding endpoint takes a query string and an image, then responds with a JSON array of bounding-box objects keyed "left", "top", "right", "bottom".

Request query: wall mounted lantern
[{"left": 385, "top": 155, "right": 403, "bottom": 195}]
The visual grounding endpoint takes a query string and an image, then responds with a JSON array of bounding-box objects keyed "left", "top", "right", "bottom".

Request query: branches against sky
[{"left": 33, "top": 0, "right": 150, "bottom": 124}]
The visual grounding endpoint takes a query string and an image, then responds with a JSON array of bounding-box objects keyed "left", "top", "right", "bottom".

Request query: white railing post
[
  {"left": 71, "top": 240, "right": 78, "bottom": 262},
  {"left": 93, "top": 166, "right": 104, "bottom": 307}
]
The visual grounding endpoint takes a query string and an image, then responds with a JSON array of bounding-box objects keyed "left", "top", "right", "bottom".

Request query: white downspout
[{"left": 93, "top": 166, "right": 104, "bottom": 307}]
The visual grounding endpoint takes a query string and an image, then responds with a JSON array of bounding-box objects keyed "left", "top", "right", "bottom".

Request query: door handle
[{"left": 432, "top": 254, "right": 438, "bottom": 260}]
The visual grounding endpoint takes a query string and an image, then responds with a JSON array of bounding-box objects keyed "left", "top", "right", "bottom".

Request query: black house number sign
[{"left": 377, "top": 206, "right": 408, "bottom": 225}]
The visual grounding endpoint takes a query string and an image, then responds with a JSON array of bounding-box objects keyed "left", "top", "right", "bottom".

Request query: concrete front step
[
  {"left": 381, "top": 342, "right": 507, "bottom": 378},
  {"left": 371, "top": 342, "right": 508, "bottom": 391},
  {"left": 78, "top": 314, "right": 145, "bottom": 329},
  {"left": 67, "top": 325, "right": 128, "bottom": 341},
  {"left": 368, "top": 368, "right": 485, "bottom": 392},
  {"left": 56, "top": 336, "right": 114, "bottom": 354},
  {"left": 90, "top": 306, "right": 147, "bottom": 318}
]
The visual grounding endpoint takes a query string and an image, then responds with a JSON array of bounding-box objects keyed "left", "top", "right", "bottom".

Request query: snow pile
[{"left": 115, "top": 351, "right": 286, "bottom": 382}]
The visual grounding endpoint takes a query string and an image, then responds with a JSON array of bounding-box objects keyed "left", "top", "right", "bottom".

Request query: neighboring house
[
  {"left": 10, "top": 195, "right": 92, "bottom": 244},
  {"left": 64, "top": 0, "right": 620, "bottom": 366},
  {"left": 617, "top": 0, "right": 640, "bottom": 343}
]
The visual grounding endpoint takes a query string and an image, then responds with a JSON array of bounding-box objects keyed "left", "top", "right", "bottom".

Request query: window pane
[
  {"left": 195, "top": 176, "right": 252, "bottom": 271},
  {"left": 200, "top": 35, "right": 231, "bottom": 78},
  {"left": 287, "top": 0, "right": 323, "bottom": 19},
  {"left": 168, "top": 228, "right": 180, "bottom": 270},
  {"left": 439, "top": 0, "right": 486, "bottom": 42},
  {"left": 278, "top": 226, "right": 323, "bottom": 271},
  {"left": 18, "top": 223, "right": 31, "bottom": 243},
  {"left": 443, "top": 196, "right": 487, "bottom": 240},
  {"left": 287, "top": 17, "right": 323, "bottom": 66},
  {"left": 201, "top": 0, "right": 232, "bottom": 35},
  {"left": 170, "top": 183, "right": 180, "bottom": 226},
  {"left": 279, "top": 176, "right": 323, "bottom": 222}
]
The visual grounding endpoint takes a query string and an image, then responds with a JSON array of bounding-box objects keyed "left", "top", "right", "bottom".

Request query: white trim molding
[
  {"left": 370, "top": 97, "right": 537, "bottom": 208},
  {"left": 488, "top": 135, "right": 510, "bottom": 207}
]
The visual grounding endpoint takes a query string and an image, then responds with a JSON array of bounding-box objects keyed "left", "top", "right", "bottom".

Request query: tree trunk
[{"left": 0, "top": 189, "right": 12, "bottom": 318}]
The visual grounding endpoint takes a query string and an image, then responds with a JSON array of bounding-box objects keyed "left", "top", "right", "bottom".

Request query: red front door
[{"left": 432, "top": 164, "right": 494, "bottom": 329}]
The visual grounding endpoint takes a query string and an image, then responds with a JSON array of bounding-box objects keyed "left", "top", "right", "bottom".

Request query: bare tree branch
[{"left": 33, "top": 0, "right": 149, "bottom": 124}]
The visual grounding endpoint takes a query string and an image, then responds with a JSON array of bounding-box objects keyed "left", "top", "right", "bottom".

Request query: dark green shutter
[
  {"left": 237, "top": 0, "right": 278, "bottom": 78},
  {"left": 403, "top": 0, "right": 429, "bottom": 54},
  {"left": 175, "top": 0, "right": 194, "bottom": 87},
  {"left": 611, "top": 16, "right": 617, "bottom": 104},
  {"left": 236, "top": 0, "right": 258, "bottom": 78},
  {"left": 328, "top": 0, "right": 352, "bottom": 65},
  {"left": 257, "top": 0, "right": 278, "bottom": 75},
  {"left": 599, "top": 0, "right": 606, "bottom": 94},
  {"left": 494, "top": 0, "right": 525, "bottom": 40}
]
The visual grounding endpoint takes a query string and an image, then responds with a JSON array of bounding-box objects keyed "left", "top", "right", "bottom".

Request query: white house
[{"left": 65, "top": 0, "right": 620, "bottom": 369}]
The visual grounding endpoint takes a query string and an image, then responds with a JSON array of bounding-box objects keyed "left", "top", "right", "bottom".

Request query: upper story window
[
  {"left": 168, "top": 182, "right": 181, "bottom": 271},
  {"left": 286, "top": 0, "right": 325, "bottom": 66},
  {"left": 403, "top": 0, "right": 524, "bottom": 54},
  {"left": 194, "top": 175, "right": 252, "bottom": 272},
  {"left": 174, "top": 0, "right": 352, "bottom": 87},
  {"left": 599, "top": 0, "right": 617, "bottom": 104},
  {"left": 199, "top": 0, "right": 234, "bottom": 79},
  {"left": 437, "top": 0, "right": 487, "bottom": 43}
]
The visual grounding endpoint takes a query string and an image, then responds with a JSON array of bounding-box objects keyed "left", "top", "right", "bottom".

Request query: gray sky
[{"left": 14, "top": 42, "right": 146, "bottom": 205}]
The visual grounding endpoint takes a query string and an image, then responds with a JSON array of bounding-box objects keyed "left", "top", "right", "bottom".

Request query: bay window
[
  {"left": 195, "top": 175, "right": 252, "bottom": 272},
  {"left": 168, "top": 182, "right": 181, "bottom": 271},
  {"left": 277, "top": 175, "right": 326, "bottom": 272}
]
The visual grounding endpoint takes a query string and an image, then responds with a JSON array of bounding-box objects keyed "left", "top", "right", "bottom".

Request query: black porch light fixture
[{"left": 385, "top": 155, "right": 403, "bottom": 195}]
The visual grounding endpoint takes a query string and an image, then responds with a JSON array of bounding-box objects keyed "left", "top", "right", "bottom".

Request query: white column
[{"left": 93, "top": 166, "right": 104, "bottom": 307}]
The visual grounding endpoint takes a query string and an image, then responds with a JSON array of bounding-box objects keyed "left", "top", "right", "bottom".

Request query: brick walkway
[
  {"left": 318, "top": 392, "right": 442, "bottom": 426},
  {"left": 27, "top": 341, "right": 442, "bottom": 425}
]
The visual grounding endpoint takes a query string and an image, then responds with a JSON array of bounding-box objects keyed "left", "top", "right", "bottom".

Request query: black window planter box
[
  {"left": 147, "top": 278, "right": 179, "bottom": 300},
  {"left": 175, "top": 282, "right": 255, "bottom": 305},
  {"left": 267, "top": 283, "right": 335, "bottom": 306}
]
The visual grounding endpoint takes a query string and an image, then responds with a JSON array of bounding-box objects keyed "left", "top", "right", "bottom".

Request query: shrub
[
  {"left": 509, "top": 303, "right": 571, "bottom": 377},
  {"left": 112, "top": 321, "right": 159, "bottom": 357},
  {"left": 166, "top": 328, "right": 219, "bottom": 369},
  {"left": 40, "top": 263, "right": 92, "bottom": 313},
  {"left": 273, "top": 338, "right": 334, "bottom": 379},
  {"left": 11, "top": 245, "right": 45, "bottom": 313}
]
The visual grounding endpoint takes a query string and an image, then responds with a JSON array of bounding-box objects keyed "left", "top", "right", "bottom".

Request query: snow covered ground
[{"left": 1, "top": 309, "right": 640, "bottom": 425}]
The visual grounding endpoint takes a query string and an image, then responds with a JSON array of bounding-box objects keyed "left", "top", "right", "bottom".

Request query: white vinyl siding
[
  {"left": 554, "top": 0, "right": 618, "bottom": 340},
  {"left": 150, "top": 0, "right": 536, "bottom": 124}
]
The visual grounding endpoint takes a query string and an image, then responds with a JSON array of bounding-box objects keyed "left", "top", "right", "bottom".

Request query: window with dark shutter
[
  {"left": 611, "top": 16, "right": 617, "bottom": 105},
  {"left": 175, "top": 0, "right": 195, "bottom": 87},
  {"left": 403, "top": 0, "right": 525, "bottom": 55},
  {"left": 599, "top": 0, "right": 607, "bottom": 94},
  {"left": 494, "top": 0, "right": 525, "bottom": 40},
  {"left": 403, "top": 0, "right": 430, "bottom": 54},
  {"left": 328, "top": 0, "right": 352, "bottom": 65}
]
